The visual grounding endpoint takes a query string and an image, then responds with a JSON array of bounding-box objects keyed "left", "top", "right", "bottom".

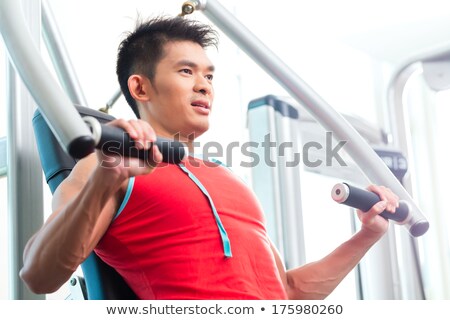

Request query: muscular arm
[
  {"left": 272, "top": 185, "right": 398, "bottom": 300},
  {"left": 273, "top": 228, "right": 383, "bottom": 299},
  {"left": 20, "top": 119, "right": 161, "bottom": 294},
  {"left": 19, "top": 154, "right": 126, "bottom": 294}
]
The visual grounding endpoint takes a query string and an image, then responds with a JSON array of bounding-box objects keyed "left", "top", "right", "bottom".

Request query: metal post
[
  {"left": 387, "top": 62, "right": 422, "bottom": 195},
  {"left": 387, "top": 57, "right": 450, "bottom": 299},
  {"left": 0, "top": 137, "right": 6, "bottom": 177},
  {"left": 247, "top": 96, "right": 306, "bottom": 268},
  {"left": 6, "top": 0, "right": 44, "bottom": 300},
  {"left": 99, "top": 88, "right": 122, "bottom": 114}
]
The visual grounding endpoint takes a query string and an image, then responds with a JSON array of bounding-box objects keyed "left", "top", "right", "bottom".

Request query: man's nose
[{"left": 194, "top": 76, "right": 212, "bottom": 95}]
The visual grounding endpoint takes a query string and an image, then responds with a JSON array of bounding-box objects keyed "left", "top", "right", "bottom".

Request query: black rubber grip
[
  {"left": 333, "top": 183, "right": 409, "bottom": 223},
  {"left": 97, "top": 124, "right": 187, "bottom": 164}
]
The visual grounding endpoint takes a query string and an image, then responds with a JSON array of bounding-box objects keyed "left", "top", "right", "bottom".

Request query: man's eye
[
  {"left": 180, "top": 69, "right": 192, "bottom": 74},
  {"left": 206, "top": 74, "right": 214, "bottom": 81}
]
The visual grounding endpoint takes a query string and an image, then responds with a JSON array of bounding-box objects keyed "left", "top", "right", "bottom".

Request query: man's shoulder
[{"left": 69, "top": 153, "right": 99, "bottom": 185}]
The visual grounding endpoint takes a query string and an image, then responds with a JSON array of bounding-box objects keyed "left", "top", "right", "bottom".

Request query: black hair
[{"left": 116, "top": 16, "right": 218, "bottom": 118}]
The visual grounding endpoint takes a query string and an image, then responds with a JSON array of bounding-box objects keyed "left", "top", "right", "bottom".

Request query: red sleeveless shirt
[{"left": 95, "top": 156, "right": 287, "bottom": 299}]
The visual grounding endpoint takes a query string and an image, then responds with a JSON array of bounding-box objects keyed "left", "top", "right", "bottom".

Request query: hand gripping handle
[
  {"left": 331, "top": 182, "right": 409, "bottom": 223},
  {"left": 83, "top": 116, "right": 188, "bottom": 164}
]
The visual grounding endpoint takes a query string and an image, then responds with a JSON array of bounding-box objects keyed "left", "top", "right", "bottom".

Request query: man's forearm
[
  {"left": 286, "top": 229, "right": 384, "bottom": 299},
  {"left": 20, "top": 168, "right": 124, "bottom": 294}
]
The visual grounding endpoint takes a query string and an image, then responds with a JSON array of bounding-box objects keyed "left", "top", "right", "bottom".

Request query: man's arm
[
  {"left": 20, "top": 119, "right": 161, "bottom": 294},
  {"left": 271, "top": 185, "right": 398, "bottom": 300},
  {"left": 20, "top": 155, "right": 125, "bottom": 294}
]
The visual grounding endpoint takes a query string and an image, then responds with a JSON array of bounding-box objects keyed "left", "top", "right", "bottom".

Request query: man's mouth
[
  {"left": 191, "top": 100, "right": 211, "bottom": 115},
  {"left": 191, "top": 101, "right": 210, "bottom": 109}
]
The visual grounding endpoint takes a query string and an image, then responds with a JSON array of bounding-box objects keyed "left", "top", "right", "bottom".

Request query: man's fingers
[
  {"left": 108, "top": 119, "right": 157, "bottom": 150},
  {"left": 363, "top": 200, "right": 387, "bottom": 223},
  {"left": 152, "top": 145, "right": 163, "bottom": 164},
  {"left": 367, "top": 184, "right": 399, "bottom": 213}
]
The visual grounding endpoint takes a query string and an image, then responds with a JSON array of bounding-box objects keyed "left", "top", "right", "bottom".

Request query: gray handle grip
[
  {"left": 83, "top": 116, "right": 188, "bottom": 164},
  {"left": 331, "top": 182, "right": 409, "bottom": 223}
]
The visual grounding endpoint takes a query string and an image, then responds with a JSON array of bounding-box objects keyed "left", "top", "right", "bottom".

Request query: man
[{"left": 20, "top": 16, "right": 399, "bottom": 299}]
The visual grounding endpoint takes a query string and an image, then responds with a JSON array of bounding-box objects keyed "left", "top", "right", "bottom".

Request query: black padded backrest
[
  {"left": 32, "top": 105, "right": 115, "bottom": 192},
  {"left": 32, "top": 106, "right": 137, "bottom": 299}
]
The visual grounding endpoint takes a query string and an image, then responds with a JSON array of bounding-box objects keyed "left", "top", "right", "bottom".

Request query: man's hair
[{"left": 116, "top": 16, "right": 219, "bottom": 118}]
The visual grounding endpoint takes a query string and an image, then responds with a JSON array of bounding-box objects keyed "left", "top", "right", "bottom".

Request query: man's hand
[
  {"left": 96, "top": 119, "right": 163, "bottom": 179},
  {"left": 356, "top": 185, "right": 399, "bottom": 237}
]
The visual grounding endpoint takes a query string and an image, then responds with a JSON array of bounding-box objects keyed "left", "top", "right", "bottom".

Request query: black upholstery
[{"left": 32, "top": 106, "right": 137, "bottom": 299}]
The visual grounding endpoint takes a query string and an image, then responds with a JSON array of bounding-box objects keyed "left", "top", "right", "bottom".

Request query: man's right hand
[{"left": 96, "top": 118, "right": 163, "bottom": 179}]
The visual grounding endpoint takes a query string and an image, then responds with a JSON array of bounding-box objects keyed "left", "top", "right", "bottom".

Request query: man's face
[{"left": 145, "top": 40, "right": 215, "bottom": 141}]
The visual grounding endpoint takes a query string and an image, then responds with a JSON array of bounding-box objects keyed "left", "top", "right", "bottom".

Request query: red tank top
[{"left": 95, "top": 156, "right": 287, "bottom": 299}]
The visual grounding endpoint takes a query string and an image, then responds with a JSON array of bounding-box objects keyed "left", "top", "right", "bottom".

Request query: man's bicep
[
  {"left": 50, "top": 154, "right": 97, "bottom": 217},
  {"left": 269, "top": 239, "right": 289, "bottom": 288},
  {"left": 51, "top": 177, "right": 83, "bottom": 215},
  {"left": 49, "top": 152, "right": 123, "bottom": 240}
]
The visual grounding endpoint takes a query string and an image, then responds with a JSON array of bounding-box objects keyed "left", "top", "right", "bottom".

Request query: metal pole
[
  {"left": 99, "top": 88, "right": 122, "bottom": 113},
  {"left": 193, "top": 0, "right": 429, "bottom": 237},
  {"left": 0, "top": 137, "right": 6, "bottom": 177},
  {"left": 6, "top": 0, "right": 44, "bottom": 300},
  {"left": 41, "top": 0, "right": 88, "bottom": 106},
  {"left": 388, "top": 54, "right": 450, "bottom": 299}
]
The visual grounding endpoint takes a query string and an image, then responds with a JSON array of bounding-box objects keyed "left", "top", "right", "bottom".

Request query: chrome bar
[
  {"left": 0, "top": 137, "right": 6, "bottom": 177},
  {"left": 107, "top": 89, "right": 122, "bottom": 109},
  {"left": 100, "top": 88, "right": 122, "bottom": 113}
]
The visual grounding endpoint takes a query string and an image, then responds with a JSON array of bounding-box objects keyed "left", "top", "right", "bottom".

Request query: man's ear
[{"left": 128, "top": 75, "right": 152, "bottom": 102}]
